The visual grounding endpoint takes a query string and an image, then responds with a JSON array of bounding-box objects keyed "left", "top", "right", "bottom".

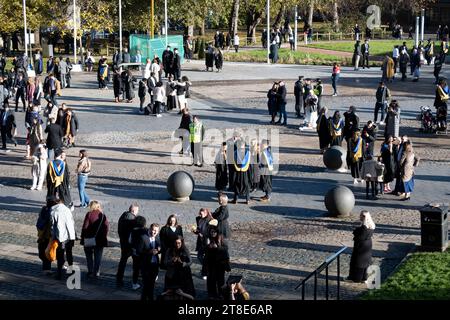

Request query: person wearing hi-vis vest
[
  {"left": 189, "top": 115, "right": 205, "bottom": 167},
  {"left": 230, "top": 139, "right": 252, "bottom": 204},
  {"left": 259, "top": 140, "right": 274, "bottom": 202}
]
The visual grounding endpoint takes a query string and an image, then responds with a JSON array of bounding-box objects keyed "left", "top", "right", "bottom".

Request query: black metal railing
[{"left": 295, "top": 246, "right": 348, "bottom": 300}]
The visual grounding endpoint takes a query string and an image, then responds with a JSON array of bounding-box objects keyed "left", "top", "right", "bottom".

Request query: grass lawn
[
  {"left": 362, "top": 250, "right": 450, "bottom": 300},
  {"left": 306, "top": 40, "right": 442, "bottom": 57},
  {"left": 223, "top": 48, "right": 381, "bottom": 67}
]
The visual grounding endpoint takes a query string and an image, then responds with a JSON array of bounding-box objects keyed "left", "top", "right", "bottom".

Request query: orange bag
[{"left": 45, "top": 239, "right": 59, "bottom": 262}]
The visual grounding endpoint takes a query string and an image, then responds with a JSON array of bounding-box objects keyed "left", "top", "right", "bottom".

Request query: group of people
[
  {"left": 37, "top": 196, "right": 249, "bottom": 301},
  {"left": 315, "top": 82, "right": 419, "bottom": 201},
  {"left": 204, "top": 44, "right": 223, "bottom": 72},
  {"left": 353, "top": 38, "right": 446, "bottom": 84}
]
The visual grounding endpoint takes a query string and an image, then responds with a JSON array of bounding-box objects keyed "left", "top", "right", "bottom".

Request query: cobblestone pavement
[{"left": 0, "top": 62, "right": 449, "bottom": 300}]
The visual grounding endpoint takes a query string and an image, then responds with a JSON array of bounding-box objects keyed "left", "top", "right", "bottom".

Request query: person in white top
[
  {"left": 392, "top": 45, "right": 400, "bottom": 74},
  {"left": 153, "top": 82, "right": 166, "bottom": 117},
  {"left": 150, "top": 58, "right": 161, "bottom": 82},
  {"left": 143, "top": 58, "right": 151, "bottom": 79},
  {"left": 233, "top": 34, "right": 240, "bottom": 53}
]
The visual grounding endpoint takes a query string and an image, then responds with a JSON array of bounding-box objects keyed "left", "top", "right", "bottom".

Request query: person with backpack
[
  {"left": 36, "top": 197, "right": 54, "bottom": 275},
  {"left": 116, "top": 204, "right": 140, "bottom": 288}
]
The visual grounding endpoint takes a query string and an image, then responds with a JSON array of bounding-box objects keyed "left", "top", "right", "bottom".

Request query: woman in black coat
[
  {"left": 348, "top": 210, "right": 375, "bottom": 283},
  {"left": 159, "top": 214, "right": 183, "bottom": 269},
  {"left": 164, "top": 236, "right": 195, "bottom": 297},
  {"left": 205, "top": 227, "right": 231, "bottom": 299},
  {"left": 380, "top": 135, "right": 396, "bottom": 193},
  {"left": 316, "top": 107, "right": 330, "bottom": 153},
  {"left": 112, "top": 68, "right": 123, "bottom": 103},
  {"left": 214, "top": 49, "right": 223, "bottom": 72}
]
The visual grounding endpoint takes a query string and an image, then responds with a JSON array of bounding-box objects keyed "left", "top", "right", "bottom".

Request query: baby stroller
[{"left": 418, "top": 106, "right": 434, "bottom": 133}]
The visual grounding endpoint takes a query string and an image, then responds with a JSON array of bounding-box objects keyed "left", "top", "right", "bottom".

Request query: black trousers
[
  {"left": 38, "top": 240, "right": 52, "bottom": 271},
  {"left": 141, "top": 263, "right": 159, "bottom": 301},
  {"left": 116, "top": 246, "right": 140, "bottom": 284},
  {"left": 56, "top": 240, "right": 74, "bottom": 277},
  {"left": 374, "top": 102, "right": 385, "bottom": 122},
  {"left": 366, "top": 181, "right": 376, "bottom": 197},
  {"left": 1, "top": 125, "right": 16, "bottom": 148},
  {"left": 153, "top": 101, "right": 161, "bottom": 114},
  {"left": 362, "top": 54, "right": 369, "bottom": 68},
  {"left": 233, "top": 190, "right": 250, "bottom": 202},
  {"left": 207, "top": 266, "right": 226, "bottom": 298},
  {"left": 15, "top": 89, "right": 26, "bottom": 111}
]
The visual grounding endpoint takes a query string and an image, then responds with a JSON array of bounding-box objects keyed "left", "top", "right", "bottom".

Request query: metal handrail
[{"left": 295, "top": 246, "right": 348, "bottom": 300}]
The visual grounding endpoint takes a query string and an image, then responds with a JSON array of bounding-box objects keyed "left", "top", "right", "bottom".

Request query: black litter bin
[{"left": 420, "top": 203, "right": 449, "bottom": 252}]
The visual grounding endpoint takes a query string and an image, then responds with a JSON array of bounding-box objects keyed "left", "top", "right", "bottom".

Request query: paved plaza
[{"left": 0, "top": 60, "right": 449, "bottom": 300}]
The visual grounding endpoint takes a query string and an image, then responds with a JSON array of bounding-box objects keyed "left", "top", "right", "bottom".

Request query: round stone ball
[
  {"left": 167, "top": 171, "right": 195, "bottom": 201},
  {"left": 324, "top": 185, "right": 355, "bottom": 217},
  {"left": 323, "top": 146, "right": 347, "bottom": 170}
]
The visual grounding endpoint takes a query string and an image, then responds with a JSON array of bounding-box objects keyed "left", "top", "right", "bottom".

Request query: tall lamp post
[
  {"left": 150, "top": 0, "right": 154, "bottom": 38},
  {"left": 119, "top": 0, "right": 123, "bottom": 53},
  {"left": 23, "top": 0, "right": 28, "bottom": 58},
  {"left": 267, "top": 0, "right": 270, "bottom": 64},
  {"left": 73, "top": 0, "right": 77, "bottom": 63},
  {"left": 165, "top": 0, "right": 168, "bottom": 46},
  {"left": 421, "top": 9, "right": 425, "bottom": 42},
  {"left": 294, "top": 5, "right": 298, "bottom": 51}
]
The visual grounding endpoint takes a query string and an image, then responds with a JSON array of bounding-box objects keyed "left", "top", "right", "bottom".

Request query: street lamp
[
  {"left": 119, "top": 0, "right": 123, "bottom": 53},
  {"left": 23, "top": 0, "right": 28, "bottom": 58},
  {"left": 267, "top": 0, "right": 270, "bottom": 64},
  {"left": 165, "top": 0, "right": 168, "bottom": 46}
]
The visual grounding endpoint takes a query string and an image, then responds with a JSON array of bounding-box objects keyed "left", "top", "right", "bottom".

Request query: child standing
[{"left": 360, "top": 155, "right": 384, "bottom": 199}]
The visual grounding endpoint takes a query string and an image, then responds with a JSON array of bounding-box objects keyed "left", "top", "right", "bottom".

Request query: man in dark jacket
[
  {"left": 0, "top": 104, "right": 17, "bottom": 151},
  {"left": 362, "top": 121, "right": 377, "bottom": 158},
  {"left": 116, "top": 204, "right": 140, "bottom": 288},
  {"left": 212, "top": 193, "right": 230, "bottom": 239},
  {"left": 343, "top": 106, "right": 360, "bottom": 144},
  {"left": 140, "top": 222, "right": 160, "bottom": 301},
  {"left": 45, "top": 117, "right": 64, "bottom": 159},
  {"left": 294, "top": 76, "right": 304, "bottom": 118},
  {"left": 361, "top": 39, "right": 370, "bottom": 69},
  {"left": 276, "top": 81, "right": 287, "bottom": 125},
  {"left": 14, "top": 73, "right": 27, "bottom": 112},
  {"left": 374, "top": 81, "right": 390, "bottom": 124},
  {"left": 162, "top": 46, "right": 174, "bottom": 78},
  {"left": 172, "top": 48, "right": 181, "bottom": 81},
  {"left": 113, "top": 49, "right": 123, "bottom": 68},
  {"left": 122, "top": 48, "right": 131, "bottom": 65}
]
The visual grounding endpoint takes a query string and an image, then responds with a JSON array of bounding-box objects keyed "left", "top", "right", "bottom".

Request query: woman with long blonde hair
[{"left": 348, "top": 210, "right": 375, "bottom": 283}]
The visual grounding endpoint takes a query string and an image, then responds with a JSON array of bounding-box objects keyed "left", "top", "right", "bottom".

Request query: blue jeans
[
  {"left": 78, "top": 174, "right": 90, "bottom": 206},
  {"left": 84, "top": 246, "right": 104, "bottom": 274},
  {"left": 278, "top": 102, "right": 287, "bottom": 124},
  {"left": 332, "top": 74, "right": 339, "bottom": 94}
]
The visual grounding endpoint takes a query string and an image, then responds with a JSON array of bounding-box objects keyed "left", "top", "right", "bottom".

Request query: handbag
[
  {"left": 83, "top": 214, "right": 104, "bottom": 247},
  {"left": 45, "top": 239, "right": 59, "bottom": 261}
]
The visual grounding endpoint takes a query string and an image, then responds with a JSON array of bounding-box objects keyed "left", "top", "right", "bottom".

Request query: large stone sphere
[
  {"left": 324, "top": 186, "right": 355, "bottom": 217},
  {"left": 323, "top": 146, "right": 347, "bottom": 170},
  {"left": 167, "top": 171, "right": 195, "bottom": 201}
]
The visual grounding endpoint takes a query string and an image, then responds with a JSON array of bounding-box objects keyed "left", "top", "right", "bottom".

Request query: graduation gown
[
  {"left": 215, "top": 152, "right": 228, "bottom": 191},
  {"left": 232, "top": 147, "right": 251, "bottom": 196},
  {"left": 259, "top": 148, "right": 274, "bottom": 194},
  {"left": 380, "top": 144, "right": 395, "bottom": 183},
  {"left": 113, "top": 73, "right": 123, "bottom": 98},
  {"left": 46, "top": 159, "right": 72, "bottom": 207},
  {"left": 316, "top": 114, "right": 331, "bottom": 149}
]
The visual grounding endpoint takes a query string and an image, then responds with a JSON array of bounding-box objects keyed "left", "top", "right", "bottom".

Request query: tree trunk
[
  {"left": 273, "top": 3, "right": 285, "bottom": 28},
  {"left": 199, "top": 20, "right": 205, "bottom": 36},
  {"left": 188, "top": 25, "right": 194, "bottom": 37},
  {"left": 333, "top": 0, "right": 339, "bottom": 32},
  {"left": 246, "top": 10, "right": 263, "bottom": 44},
  {"left": 308, "top": 0, "right": 314, "bottom": 28},
  {"left": 231, "top": 0, "right": 240, "bottom": 36},
  {"left": 34, "top": 29, "right": 41, "bottom": 49}
]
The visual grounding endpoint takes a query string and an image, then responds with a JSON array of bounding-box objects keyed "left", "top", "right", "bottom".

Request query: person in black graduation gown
[
  {"left": 362, "top": 120, "right": 378, "bottom": 158},
  {"left": 46, "top": 149, "right": 72, "bottom": 209},
  {"left": 159, "top": 214, "right": 183, "bottom": 269},
  {"left": 164, "top": 236, "right": 195, "bottom": 298},
  {"left": 226, "top": 132, "right": 241, "bottom": 192},
  {"left": 259, "top": 140, "right": 274, "bottom": 202},
  {"left": 380, "top": 136, "right": 396, "bottom": 193},
  {"left": 230, "top": 139, "right": 252, "bottom": 204},
  {"left": 212, "top": 193, "right": 231, "bottom": 239},
  {"left": 249, "top": 140, "right": 260, "bottom": 192},
  {"left": 205, "top": 226, "right": 231, "bottom": 299},
  {"left": 215, "top": 142, "right": 228, "bottom": 192},
  {"left": 343, "top": 106, "right": 360, "bottom": 144},
  {"left": 112, "top": 67, "right": 123, "bottom": 103},
  {"left": 123, "top": 69, "right": 136, "bottom": 103},
  {"left": 316, "top": 107, "right": 330, "bottom": 153},
  {"left": 348, "top": 210, "right": 375, "bottom": 283}
]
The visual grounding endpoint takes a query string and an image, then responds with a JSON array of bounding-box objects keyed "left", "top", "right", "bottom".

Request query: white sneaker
[
  {"left": 30, "top": 186, "right": 37, "bottom": 190},
  {"left": 353, "top": 179, "right": 359, "bottom": 185},
  {"left": 379, "top": 121, "right": 385, "bottom": 125},
  {"left": 132, "top": 283, "right": 141, "bottom": 290},
  {"left": 156, "top": 114, "right": 162, "bottom": 118},
  {"left": 202, "top": 276, "right": 207, "bottom": 280}
]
